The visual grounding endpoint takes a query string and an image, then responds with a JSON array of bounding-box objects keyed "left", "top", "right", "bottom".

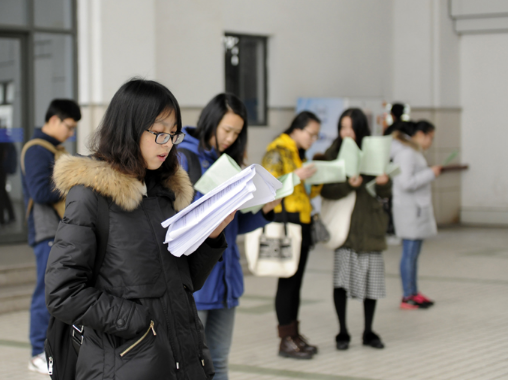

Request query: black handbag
[
  {"left": 44, "top": 194, "right": 110, "bottom": 379},
  {"left": 310, "top": 213, "right": 330, "bottom": 245}
]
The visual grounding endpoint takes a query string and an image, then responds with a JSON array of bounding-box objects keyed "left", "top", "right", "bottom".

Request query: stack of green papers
[
  {"left": 194, "top": 154, "right": 241, "bottom": 195},
  {"left": 338, "top": 136, "right": 393, "bottom": 177},
  {"left": 240, "top": 172, "right": 301, "bottom": 214},
  {"left": 303, "top": 160, "right": 346, "bottom": 185}
]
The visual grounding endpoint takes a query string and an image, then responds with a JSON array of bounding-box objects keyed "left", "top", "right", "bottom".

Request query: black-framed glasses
[{"left": 145, "top": 130, "right": 185, "bottom": 145}]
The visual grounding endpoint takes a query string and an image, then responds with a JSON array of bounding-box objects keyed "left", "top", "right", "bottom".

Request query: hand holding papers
[
  {"left": 162, "top": 164, "right": 282, "bottom": 257},
  {"left": 365, "top": 162, "right": 401, "bottom": 197},
  {"left": 303, "top": 160, "right": 346, "bottom": 185}
]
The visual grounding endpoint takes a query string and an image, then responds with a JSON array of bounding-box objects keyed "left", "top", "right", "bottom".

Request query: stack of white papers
[
  {"left": 161, "top": 164, "right": 282, "bottom": 257},
  {"left": 240, "top": 172, "right": 301, "bottom": 214}
]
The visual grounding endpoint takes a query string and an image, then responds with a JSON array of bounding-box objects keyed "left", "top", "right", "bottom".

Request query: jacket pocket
[
  {"left": 114, "top": 320, "right": 175, "bottom": 380},
  {"left": 118, "top": 321, "right": 156, "bottom": 358}
]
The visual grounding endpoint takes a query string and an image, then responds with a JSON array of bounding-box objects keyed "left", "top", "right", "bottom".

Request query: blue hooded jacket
[{"left": 178, "top": 126, "right": 273, "bottom": 310}]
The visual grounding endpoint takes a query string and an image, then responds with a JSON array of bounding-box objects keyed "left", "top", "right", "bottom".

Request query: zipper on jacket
[
  {"left": 48, "top": 356, "right": 53, "bottom": 375},
  {"left": 120, "top": 321, "right": 156, "bottom": 357}
]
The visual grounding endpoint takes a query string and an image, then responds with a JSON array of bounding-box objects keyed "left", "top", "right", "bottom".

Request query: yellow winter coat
[{"left": 261, "top": 133, "right": 321, "bottom": 224}]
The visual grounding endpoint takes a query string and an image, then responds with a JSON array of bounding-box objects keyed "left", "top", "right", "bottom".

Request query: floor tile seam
[
  {"left": 306, "top": 269, "right": 508, "bottom": 286},
  {"left": 0, "top": 339, "right": 30, "bottom": 349},
  {"left": 229, "top": 363, "right": 379, "bottom": 380}
]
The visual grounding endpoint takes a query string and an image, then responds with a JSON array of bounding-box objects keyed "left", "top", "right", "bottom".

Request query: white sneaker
[
  {"left": 386, "top": 235, "right": 401, "bottom": 246},
  {"left": 28, "top": 352, "right": 49, "bottom": 375}
]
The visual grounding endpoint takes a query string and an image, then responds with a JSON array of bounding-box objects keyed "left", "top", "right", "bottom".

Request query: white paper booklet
[{"left": 161, "top": 164, "right": 282, "bottom": 257}]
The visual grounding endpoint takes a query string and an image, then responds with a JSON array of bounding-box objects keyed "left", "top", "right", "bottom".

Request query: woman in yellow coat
[{"left": 262, "top": 111, "right": 322, "bottom": 360}]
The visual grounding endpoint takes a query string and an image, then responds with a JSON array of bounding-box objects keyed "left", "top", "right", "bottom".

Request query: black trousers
[{"left": 275, "top": 213, "right": 312, "bottom": 326}]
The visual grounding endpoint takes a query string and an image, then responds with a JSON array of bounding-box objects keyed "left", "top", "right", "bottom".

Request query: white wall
[
  {"left": 222, "top": 0, "right": 393, "bottom": 107},
  {"left": 152, "top": 0, "right": 394, "bottom": 108},
  {"left": 392, "top": 0, "right": 460, "bottom": 107},
  {"left": 460, "top": 33, "right": 508, "bottom": 224},
  {"left": 154, "top": 0, "right": 224, "bottom": 107}
]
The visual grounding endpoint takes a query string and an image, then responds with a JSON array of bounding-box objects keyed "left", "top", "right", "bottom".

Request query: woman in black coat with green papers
[
  {"left": 321, "top": 108, "right": 391, "bottom": 351},
  {"left": 45, "top": 79, "right": 235, "bottom": 380}
]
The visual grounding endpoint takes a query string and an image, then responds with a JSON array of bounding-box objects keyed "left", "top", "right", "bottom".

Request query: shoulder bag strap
[
  {"left": 92, "top": 194, "right": 110, "bottom": 285},
  {"left": 71, "top": 193, "right": 110, "bottom": 350},
  {"left": 178, "top": 148, "right": 202, "bottom": 186},
  {"left": 20, "top": 138, "right": 59, "bottom": 174}
]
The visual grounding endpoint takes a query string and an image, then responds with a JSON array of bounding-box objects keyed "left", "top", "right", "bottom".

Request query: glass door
[{"left": 0, "top": 35, "right": 27, "bottom": 243}]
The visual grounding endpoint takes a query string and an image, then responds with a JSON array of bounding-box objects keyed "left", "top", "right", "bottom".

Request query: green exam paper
[
  {"left": 359, "top": 135, "right": 393, "bottom": 176},
  {"left": 303, "top": 159, "right": 346, "bottom": 185},
  {"left": 193, "top": 153, "right": 241, "bottom": 195},
  {"left": 443, "top": 150, "right": 459, "bottom": 166},
  {"left": 338, "top": 137, "right": 363, "bottom": 177},
  {"left": 240, "top": 172, "right": 301, "bottom": 214}
]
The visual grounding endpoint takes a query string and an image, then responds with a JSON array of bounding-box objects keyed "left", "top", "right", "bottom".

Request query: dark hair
[
  {"left": 399, "top": 120, "right": 435, "bottom": 137},
  {"left": 194, "top": 93, "right": 248, "bottom": 166},
  {"left": 91, "top": 78, "right": 182, "bottom": 181},
  {"left": 45, "top": 99, "right": 81, "bottom": 122},
  {"left": 336, "top": 108, "right": 371, "bottom": 148},
  {"left": 283, "top": 111, "right": 321, "bottom": 135},
  {"left": 390, "top": 103, "right": 405, "bottom": 122}
]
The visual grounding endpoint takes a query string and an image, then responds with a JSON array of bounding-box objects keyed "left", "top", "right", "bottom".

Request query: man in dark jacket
[{"left": 22, "top": 99, "right": 81, "bottom": 374}]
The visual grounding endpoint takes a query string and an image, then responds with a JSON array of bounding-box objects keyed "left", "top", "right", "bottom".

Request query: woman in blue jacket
[{"left": 178, "top": 93, "right": 278, "bottom": 380}]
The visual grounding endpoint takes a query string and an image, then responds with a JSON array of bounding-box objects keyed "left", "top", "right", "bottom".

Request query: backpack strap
[
  {"left": 92, "top": 194, "right": 110, "bottom": 284},
  {"left": 20, "top": 138, "right": 59, "bottom": 174},
  {"left": 178, "top": 148, "right": 203, "bottom": 186},
  {"left": 21, "top": 138, "right": 68, "bottom": 219}
]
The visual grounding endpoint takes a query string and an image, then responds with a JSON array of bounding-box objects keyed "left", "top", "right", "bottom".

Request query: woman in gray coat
[{"left": 390, "top": 121, "right": 441, "bottom": 310}]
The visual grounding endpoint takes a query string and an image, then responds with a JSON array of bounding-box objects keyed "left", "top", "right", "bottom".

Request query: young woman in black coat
[{"left": 45, "top": 79, "right": 234, "bottom": 380}]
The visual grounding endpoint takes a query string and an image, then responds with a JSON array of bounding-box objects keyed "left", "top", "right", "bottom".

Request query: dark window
[{"left": 224, "top": 33, "right": 267, "bottom": 126}]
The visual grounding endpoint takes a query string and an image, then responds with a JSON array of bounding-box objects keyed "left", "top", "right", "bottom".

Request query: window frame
[{"left": 224, "top": 32, "right": 268, "bottom": 126}]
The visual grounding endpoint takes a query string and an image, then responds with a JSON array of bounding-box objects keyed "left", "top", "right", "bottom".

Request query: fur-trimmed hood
[{"left": 53, "top": 155, "right": 194, "bottom": 212}]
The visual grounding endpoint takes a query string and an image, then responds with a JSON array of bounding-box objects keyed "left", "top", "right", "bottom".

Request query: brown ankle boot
[
  {"left": 294, "top": 320, "right": 318, "bottom": 355},
  {"left": 277, "top": 322, "right": 314, "bottom": 359}
]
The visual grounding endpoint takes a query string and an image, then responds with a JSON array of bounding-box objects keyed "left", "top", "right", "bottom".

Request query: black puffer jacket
[{"left": 45, "top": 155, "right": 227, "bottom": 380}]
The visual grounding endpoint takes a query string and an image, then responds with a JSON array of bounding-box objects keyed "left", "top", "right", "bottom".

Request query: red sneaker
[
  {"left": 413, "top": 293, "right": 434, "bottom": 307},
  {"left": 400, "top": 297, "right": 419, "bottom": 310}
]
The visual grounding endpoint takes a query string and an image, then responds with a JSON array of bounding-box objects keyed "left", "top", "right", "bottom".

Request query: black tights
[
  {"left": 333, "top": 287, "right": 377, "bottom": 335},
  {"left": 275, "top": 223, "right": 312, "bottom": 326}
]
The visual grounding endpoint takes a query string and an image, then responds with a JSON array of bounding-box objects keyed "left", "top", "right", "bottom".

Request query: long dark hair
[
  {"left": 335, "top": 108, "right": 371, "bottom": 148},
  {"left": 194, "top": 93, "right": 247, "bottom": 166},
  {"left": 91, "top": 78, "right": 182, "bottom": 181}
]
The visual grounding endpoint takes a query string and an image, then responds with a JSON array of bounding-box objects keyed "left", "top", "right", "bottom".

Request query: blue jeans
[
  {"left": 198, "top": 307, "right": 236, "bottom": 380},
  {"left": 400, "top": 239, "right": 423, "bottom": 298},
  {"left": 30, "top": 238, "right": 53, "bottom": 357}
]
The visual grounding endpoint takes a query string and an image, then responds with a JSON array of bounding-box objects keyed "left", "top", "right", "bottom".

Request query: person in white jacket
[{"left": 390, "top": 121, "right": 441, "bottom": 310}]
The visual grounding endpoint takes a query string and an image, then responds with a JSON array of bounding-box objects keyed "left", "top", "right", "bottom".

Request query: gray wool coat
[{"left": 390, "top": 137, "right": 437, "bottom": 240}]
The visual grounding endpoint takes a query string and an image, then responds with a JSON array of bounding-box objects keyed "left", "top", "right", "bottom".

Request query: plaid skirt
[{"left": 333, "top": 247, "right": 386, "bottom": 300}]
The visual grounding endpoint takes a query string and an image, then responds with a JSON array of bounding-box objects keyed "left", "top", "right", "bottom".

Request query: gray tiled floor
[{"left": 1, "top": 226, "right": 507, "bottom": 379}]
